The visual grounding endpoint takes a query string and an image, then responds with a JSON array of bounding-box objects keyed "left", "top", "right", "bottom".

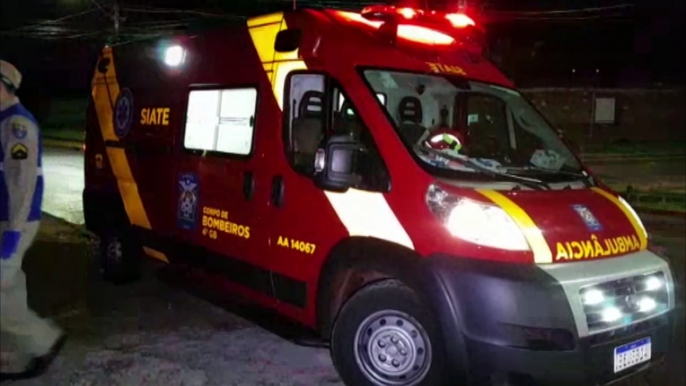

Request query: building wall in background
[{"left": 522, "top": 88, "right": 686, "bottom": 147}]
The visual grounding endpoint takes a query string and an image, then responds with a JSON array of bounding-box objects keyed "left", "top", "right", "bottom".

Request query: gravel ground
[{"left": 5, "top": 216, "right": 342, "bottom": 386}]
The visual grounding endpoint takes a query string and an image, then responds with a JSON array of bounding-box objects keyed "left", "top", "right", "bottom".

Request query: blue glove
[{"left": 1, "top": 231, "right": 21, "bottom": 260}]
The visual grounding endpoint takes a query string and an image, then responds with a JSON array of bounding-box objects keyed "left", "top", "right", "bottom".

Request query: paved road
[{"left": 42, "top": 147, "right": 85, "bottom": 225}]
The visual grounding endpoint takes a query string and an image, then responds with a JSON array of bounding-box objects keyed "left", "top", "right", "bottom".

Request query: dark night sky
[{"left": 0, "top": 0, "right": 684, "bottom": 95}]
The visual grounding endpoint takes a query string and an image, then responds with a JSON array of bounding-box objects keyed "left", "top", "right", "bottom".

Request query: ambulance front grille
[{"left": 579, "top": 271, "right": 670, "bottom": 334}]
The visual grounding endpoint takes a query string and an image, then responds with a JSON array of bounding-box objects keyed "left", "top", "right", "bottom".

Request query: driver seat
[{"left": 292, "top": 91, "right": 325, "bottom": 170}]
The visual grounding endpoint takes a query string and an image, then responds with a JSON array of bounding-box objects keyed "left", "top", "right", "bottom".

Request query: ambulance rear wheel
[
  {"left": 99, "top": 228, "right": 141, "bottom": 284},
  {"left": 331, "top": 280, "right": 445, "bottom": 386}
]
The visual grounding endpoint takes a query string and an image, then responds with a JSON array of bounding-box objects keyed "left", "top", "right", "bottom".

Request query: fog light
[
  {"left": 645, "top": 276, "right": 663, "bottom": 291},
  {"left": 601, "top": 307, "right": 622, "bottom": 323},
  {"left": 639, "top": 297, "right": 657, "bottom": 313},
  {"left": 582, "top": 289, "right": 605, "bottom": 306}
]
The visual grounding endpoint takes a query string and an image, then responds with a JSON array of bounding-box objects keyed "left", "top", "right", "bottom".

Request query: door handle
[
  {"left": 243, "top": 171, "right": 254, "bottom": 201},
  {"left": 271, "top": 175, "right": 285, "bottom": 208}
]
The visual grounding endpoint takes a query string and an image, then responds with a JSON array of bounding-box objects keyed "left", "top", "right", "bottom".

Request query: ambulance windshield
[{"left": 362, "top": 69, "right": 584, "bottom": 183}]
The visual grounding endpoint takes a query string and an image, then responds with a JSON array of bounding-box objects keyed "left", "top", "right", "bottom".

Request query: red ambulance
[{"left": 83, "top": 5, "right": 676, "bottom": 386}]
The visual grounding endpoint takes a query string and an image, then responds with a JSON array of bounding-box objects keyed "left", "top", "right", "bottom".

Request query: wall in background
[{"left": 522, "top": 88, "right": 686, "bottom": 147}]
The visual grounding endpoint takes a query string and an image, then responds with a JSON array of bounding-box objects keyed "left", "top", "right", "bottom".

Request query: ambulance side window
[
  {"left": 284, "top": 73, "right": 390, "bottom": 192},
  {"left": 332, "top": 87, "right": 390, "bottom": 192},
  {"left": 285, "top": 74, "right": 327, "bottom": 174},
  {"left": 183, "top": 87, "right": 258, "bottom": 156}
]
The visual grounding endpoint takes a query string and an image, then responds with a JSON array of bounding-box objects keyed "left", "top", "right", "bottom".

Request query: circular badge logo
[{"left": 113, "top": 88, "right": 134, "bottom": 138}]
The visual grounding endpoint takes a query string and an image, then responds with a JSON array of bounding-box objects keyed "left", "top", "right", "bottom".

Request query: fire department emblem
[
  {"left": 572, "top": 204, "right": 603, "bottom": 232},
  {"left": 113, "top": 88, "right": 134, "bottom": 138},
  {"left": 177, "top": 173, "right": 199, "bottom": 230}
]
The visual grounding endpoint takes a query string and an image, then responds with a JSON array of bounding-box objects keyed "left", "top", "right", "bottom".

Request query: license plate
[{"left": 614, "top": 337, "right": 651, "bottom": 373}]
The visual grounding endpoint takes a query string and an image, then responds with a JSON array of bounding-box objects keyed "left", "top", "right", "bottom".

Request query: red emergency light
[
  {"left": 336, "top": 5, "right": 482, "bottom": 49},
  {"left": 360, "top": 4, "right": 476, "bottom": 29}
]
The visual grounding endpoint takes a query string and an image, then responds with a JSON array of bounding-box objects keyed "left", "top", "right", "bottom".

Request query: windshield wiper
[
  {"left": 505, "top": 166, "right": 594, "bottom": 187},
  {"left": 415, "top": 146, "right": 550, "bottom": 191}
]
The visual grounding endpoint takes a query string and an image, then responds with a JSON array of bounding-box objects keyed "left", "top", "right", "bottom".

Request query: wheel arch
[
  {"left": 83, "top": 189, "right": 129, "bottom": 235},
  {"left": 315, "top": 237, "right": 472, "bottom": 384},
  {"left": 315, "top": 236, "right": 428, "bottom": 340}
]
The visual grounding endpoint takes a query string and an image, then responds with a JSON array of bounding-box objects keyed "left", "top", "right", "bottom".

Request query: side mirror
[
  {"left": 275, "top": 29, "right": 301, "bottom": 53},
  {"left": 313, "top": 135, "right": 362, "bottom": 193}
]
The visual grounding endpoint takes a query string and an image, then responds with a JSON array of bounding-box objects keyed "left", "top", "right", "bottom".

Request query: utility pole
[{"left": 112, "top": 0, "right": 121, "bottom": 37}]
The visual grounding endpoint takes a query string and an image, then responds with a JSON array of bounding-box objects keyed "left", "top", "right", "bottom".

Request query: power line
[
  {"left": 0, "top": 29, "right": 103, "bottom": 40},
  {"left": 4, "top": 7, "right": 101, "bottom": 33},
  {"left": 120, "top": 6, "right": 238, "bottom": 19},
  {"left": 90, "top": 0, "right": 111, "bottom": 16},
  {"left": 504, "top": 14, "right": 632, "bottom": 21},
  {"left": 486, "top": 4, "right": 635, "bottom": 16}
]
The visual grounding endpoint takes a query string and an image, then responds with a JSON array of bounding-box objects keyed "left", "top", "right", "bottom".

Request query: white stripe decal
[
  {"left": 324, "top": 189, "right": 415, "bottom": 250},
  {"left": 247, "top": 14, "right": 415, "bottom": 251}
]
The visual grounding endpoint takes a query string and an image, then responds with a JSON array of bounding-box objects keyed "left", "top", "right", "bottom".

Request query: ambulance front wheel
[
  {"left": 98, "top": 228, "right": 141, "bottom": 284},
  {"left": 331, "top": 280, "right": 446, "bottom": 386}
]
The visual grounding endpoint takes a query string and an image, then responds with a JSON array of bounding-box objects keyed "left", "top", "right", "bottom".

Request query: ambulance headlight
[
  {"left": 164, "top": 45, "right": 186, "bottom": 67},
  {"left": 426, "top": 184, "right": 530, "bottom": 251}
]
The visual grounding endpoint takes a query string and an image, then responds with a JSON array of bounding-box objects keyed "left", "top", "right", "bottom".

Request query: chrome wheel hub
[{"left": 354, "top": 310, "right": 432, "bottom": 386}]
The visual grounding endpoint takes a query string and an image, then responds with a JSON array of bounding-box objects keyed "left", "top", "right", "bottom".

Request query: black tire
[
  {"left": 98, "top": 227, "right": 141, "bottom": 284},
  {"left": 330, "top": 279, "right": 446, "bottom": 386}
]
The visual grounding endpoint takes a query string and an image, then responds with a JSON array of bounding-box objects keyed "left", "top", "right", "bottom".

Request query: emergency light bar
[
  {"left": 336, "top": 6, "right": 483, "bottom": 50},
  {"left": 360, "top": 5, "right": 476, "bottom": 29}
]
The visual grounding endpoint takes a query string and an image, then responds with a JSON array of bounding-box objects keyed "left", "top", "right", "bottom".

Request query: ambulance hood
[{"left": 434, "top": 183, "right": 648, "bottom": 264}]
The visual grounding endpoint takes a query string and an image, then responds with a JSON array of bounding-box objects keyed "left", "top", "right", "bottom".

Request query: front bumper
[{"left": 425, "top": 250, "right": 676, "bottom": 385}]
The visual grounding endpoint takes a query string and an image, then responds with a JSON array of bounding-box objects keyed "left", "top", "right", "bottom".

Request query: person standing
[{"left": 0, "top": 59, "right": 65, "bottom": 380}]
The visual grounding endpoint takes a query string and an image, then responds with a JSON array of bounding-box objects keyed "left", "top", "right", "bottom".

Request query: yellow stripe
[
  {"left": 92, "top": 49, "right": 152, "bottom": 230},
  {"left": 143, "top": 247, "right": 170, "bottom": 264},
  {"left": 92, "top": 47, "right": 168, "bottom": 262},
  {"left": 591, "top": 187, "right": 648, "bottom": 250},
  {"left": 477, "top": 189, "right": 553, "bottom": 264},
  {"left": 247, "top": 13, "right": 305, "bottom": 109},
  {"left": 91, "top": 48, "right": 119, "bottom": 142},
  {"left": 271, "top": 60, "right": 308, "bottom": 109},
  {"left": 247, "top": 12, "right": 285, "bottom": 28}
]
